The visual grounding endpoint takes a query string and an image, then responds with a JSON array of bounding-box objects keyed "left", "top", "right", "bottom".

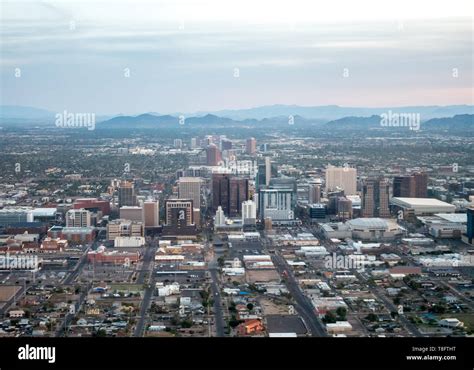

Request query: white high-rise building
[
  {"left": 265, "top": 157, "right": 272, "bottom": 186},
  {"left": 119, "top": 206, "right": 144, "bottom": 223},
  {"left": 66, "top": 209, "right": 91, "bottom": 227},
  {"left": 178, "top": 177, "right": 202, "bottom": 209},
  {"left": 259, "top": 188, "right": 294, "bottom": 221},
  {"left": 242, "top": 200, "right": 257, "bottom": 225},
  {"left": 325, "top": 166, "right": 357, "bottom": 195},
  {"left": 308, "top": 184, "right": 321, "bottom": 203},
  {"left": 174, "top": 139, "right": 183, "bottom": 149},
  {"left": 142, "top": 200, "right": 160, "bottom": 227},
  {"left": 215, "top": 206, "right": 226, "bottom": 227}
]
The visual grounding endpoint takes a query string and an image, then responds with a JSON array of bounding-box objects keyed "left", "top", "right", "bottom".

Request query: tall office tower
[
  {"left": 325, "top": 166, "right": 357, "bottom": 195},
  {"left": 165, "top": 199, "right": 194, "bottom": 227},
  {"left": 327, "top": 192, "right": 343, "bottom": 215},
  {"left": 66, "top": 209, "right": 91, "bottom": 227},
  {"left": 265, "top": 156, "right": 272, "bottom": 186},
  {"left": 378, "top": 179, "right": 391, "bottom": 217},
  {"left": 246, "top": 137, "right": 257, "bottom": 155},
  {"left": 212, "top": 174, "right": 229, "bottom": 213},
  {"left": 190, "top": 137, "right": 198, "bottom": 149},
  {"left": 143, "top": 200, "right": 159, "bottom": 227},
  {"left": 466, "top": 207, "right": 474, "bottom": 244},
  {"left": 118, "top": 181, "right": 136, "bottom": 207},
  {"left": 174, "top": 138, "right": 182, "bottom": 149},
  {"left": 337, "top": 197, "right": 353, "bottom": 220},
  {"left": 206, "top": 144, "right": 221, "bottom": 166},
  {"left": 178, "top": 177, "right": 202, "bottom": 209},
  {"left": 119, "top": 206, "right": 144, "bottom": 222},
  {"left": 362, "top": 178, "right": 390, "bottom": 218},
  {"left": 413, "top": 172, "right": 428, "bottom": 198},
  {"left": 362, "top": 179, "right": 375, "bottom": 217},
  {"left": 393, "top": 176, "right": 413, "bottom": 197},
  {"left": 212, "top": 174, "right": 249, "bottom": 216},
  {"left": 393, "top": 172, "right": 428, "bottom": 198},
  {"left": 256, "top": 164, "right": 266, "bottom": 189},
  {"left": 214, "top": 206, "right": 226, "bottom": 227},
  {"left": 259, "top": 188, "right": 294, "bottom": 221},
  {"left": 229, "top": 177, "right": 249, "bottom": 217},
  {"left": 270, "top": 177, "right": 297, "bottom": 208},
  {"left": 221, "top": 139, "right": 233, "bottom": 151},
  {"left": 256, "top": 157, "right": 276, "bottom": 189},
  {"left": 308, "top": 184, "right": 321, "bottom": 203},
  {"left": 242, "top": 200, "right": 257, "bottom": 225}
]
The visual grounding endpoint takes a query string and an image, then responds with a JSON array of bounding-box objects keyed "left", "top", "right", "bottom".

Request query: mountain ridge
[{"left": 2, "top": 104, "right": 472, "bottom": 122}]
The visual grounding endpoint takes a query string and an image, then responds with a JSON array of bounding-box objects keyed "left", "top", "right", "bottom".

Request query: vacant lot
[{"left": 246, "top": 270, "right": 280, "bottom": 283}]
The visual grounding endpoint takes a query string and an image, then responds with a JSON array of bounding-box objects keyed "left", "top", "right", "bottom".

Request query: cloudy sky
[{"left": 1, "top": 0, "right": 473, "bottom": 115}]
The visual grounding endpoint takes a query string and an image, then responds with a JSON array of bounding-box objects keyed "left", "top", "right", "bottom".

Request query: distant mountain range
[
  {"left": 0, "top": 105, "right": 55, "bottom": 119},
  {"left": 99, "top": 113, "right": 318, "bottom": 127},
  {"left": 102, "top": 113, "right": 250, "bottom": 126},
  {"left": 2, "top": 104, "right": 473, "bottom": 122},
  {"left": 326, "top": 114, "right": 473, "bottom": 131},
  {"left": 195, "top": 104, "right": 474, "bottom": 121},
  {"left": 1, "top": 105, "right": 472, "bottom": 130}
]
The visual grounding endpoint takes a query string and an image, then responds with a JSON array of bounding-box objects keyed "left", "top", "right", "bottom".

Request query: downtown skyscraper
[
  {"left": 212, "top": 174, "right": 249, "bottom": 217},
  {"left": 361, "top": 178, "right": 390, "bottom": 218}
]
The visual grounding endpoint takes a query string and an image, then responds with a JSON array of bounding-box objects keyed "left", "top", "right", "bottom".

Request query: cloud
[{"left": 1, "top": 0, "right": 472, "bottom": 113}]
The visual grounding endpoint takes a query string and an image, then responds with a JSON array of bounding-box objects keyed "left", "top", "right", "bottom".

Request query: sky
[{"left": 0, "top": 0, "right": 473, "bottom": 115}]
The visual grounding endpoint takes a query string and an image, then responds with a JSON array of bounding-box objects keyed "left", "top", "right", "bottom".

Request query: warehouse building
[{"left": 391, "top": 197, "right": 455, "bottom": 216}]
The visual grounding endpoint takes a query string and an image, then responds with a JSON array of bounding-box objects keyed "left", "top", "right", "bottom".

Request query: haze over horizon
[{"left": 1, "top": 0, "right": 473, "bottom": 115}]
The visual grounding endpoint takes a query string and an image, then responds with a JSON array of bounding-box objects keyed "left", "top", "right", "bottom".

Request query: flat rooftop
[
  {"left": 391, "top": 198, "right": 456, "bottom": 214},
  {"left": 434, "top": 213, "right": 467, "bottom": 223},
  {"left": 347, "top": 218, "right": 388, "bottom": 229},
  {"left": 391, "top": 197, "right": 453, "bottom": 207},
  {"left": 30, "top": 208, "right": 57, "bottom": 217}
]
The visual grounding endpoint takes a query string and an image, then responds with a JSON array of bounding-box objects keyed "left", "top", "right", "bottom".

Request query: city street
[
  {"left": 272, "top": 254, "right": 327, "bottom": 337},
  {"left": 209, "top": 262, "right": 226, "bottom": 337}
]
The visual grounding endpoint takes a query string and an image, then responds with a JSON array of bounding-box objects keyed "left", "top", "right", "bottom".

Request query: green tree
[
  {"left": 180, "top": 320, "right": 192, "bottom": 328},
  {"left": 336, "top": 307, "right": 347, "bottom": 320},
  {"left": 366, "top": 313, "right": 378, "bottom": 322},
  {"left": 323, "top": 311, "right": 337, "bottom": 324}
]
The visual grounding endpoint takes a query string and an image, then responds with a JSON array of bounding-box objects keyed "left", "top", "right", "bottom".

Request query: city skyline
[{"left": 0, "top": 1, "right": 473, "bottom": 367}]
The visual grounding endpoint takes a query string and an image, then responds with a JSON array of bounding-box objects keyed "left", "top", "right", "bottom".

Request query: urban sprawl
[{"left": 0, "top": 122, "right": 473, "bottom": 338}]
